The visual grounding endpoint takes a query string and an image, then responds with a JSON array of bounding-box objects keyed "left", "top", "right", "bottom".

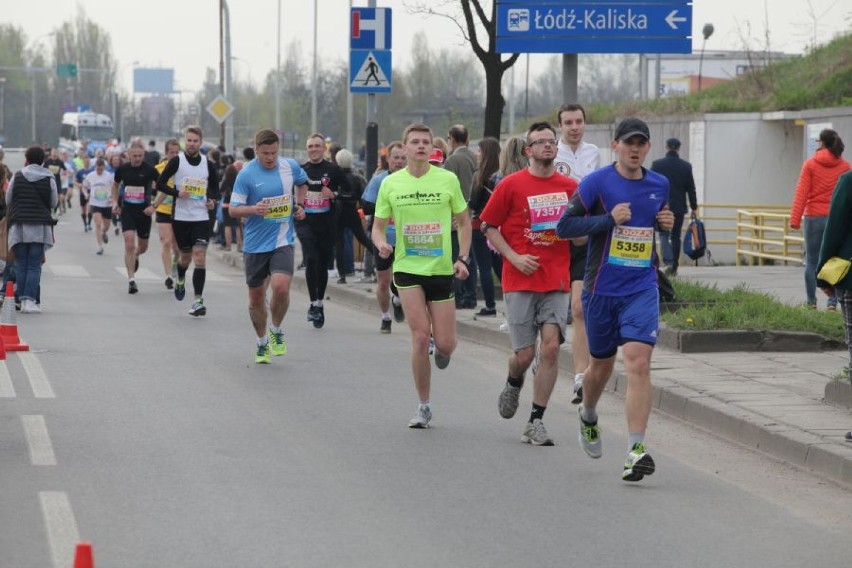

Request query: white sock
[
  {"left": 392, "top": 295, "right": 401, "bottom": 306},
  {"left": 382, "top": 311, "right": 391, "bottom": 320},
  {"left": 257, "top": 336, "right": 268, "bottom": 346},
  {"left": 574, "top": 372, "right": 584, "bottom": 386}
]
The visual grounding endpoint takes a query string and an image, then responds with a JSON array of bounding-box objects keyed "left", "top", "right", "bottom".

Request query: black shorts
[
  {"left": 172, "top": 220, "right": 210, "bottom": 252},
  {"left": 570, "top": 243, "right": 587, "bottom": 283},
  {"left": 222, "top": 207, "right": 240, "bottom": 228},
  {"left": 155, "top": 212, "right": 173, "bottom": 224},
  {"left": 58, "top": 187, "right": 69, "bottom": 196},
  {"left": 79, "top": 192, "right": 89, "bottom": 207},
  {"left": 373, "top": 245, "right": 395, "bottom": 272},
  {"left": 90, "top": 206, "right": 112, "bottom": 220},
  {"left": 393, "top": 271, "right": 454, "bottom": 303},
  {"left": 120, "top": 205, "right": 152, "bottom": 239},
  {"left": 244, "top": 246, "right": 295, "bottom": 288}
]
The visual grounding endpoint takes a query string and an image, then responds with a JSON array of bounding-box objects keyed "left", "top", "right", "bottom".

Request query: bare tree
[{"left": 407, "top": 0, "right": 520, "bottom": 138}]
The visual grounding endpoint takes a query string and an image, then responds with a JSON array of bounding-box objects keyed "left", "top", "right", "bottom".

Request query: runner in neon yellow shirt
[{"left": 373, "top": 123, "right": 471, "bottom": 429}]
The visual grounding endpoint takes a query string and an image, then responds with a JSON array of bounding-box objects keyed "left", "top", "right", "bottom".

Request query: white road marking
[
  {"left": 0, "top": 360, "right": 14, "bottom": 397},
  {"left": 22, "top": 415, "right": 57, "bottom": 466},
  {"left": 115, "top": 266, "right": 229, "bottom": 282},
  {"left": 39, "top": 491, "right": 81, "bottom": 568},
  {"left": 19, "top": 352, "right": 56, "bottom": 398},
  {"left": 48, "top": 265, "right": 91, "bottom": 278}
]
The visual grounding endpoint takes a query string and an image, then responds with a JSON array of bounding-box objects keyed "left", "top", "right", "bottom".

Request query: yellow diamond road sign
[{"left": 206, "top": 94, "right": 235, "bottom": 124}]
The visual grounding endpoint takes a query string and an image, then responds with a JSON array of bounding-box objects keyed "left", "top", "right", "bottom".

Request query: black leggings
[
  {"left": 297, "top": 219, "right": 335, "bottom": 302},
  {"left": 335, "top": 203, "right": 372, "bottom": 275}
]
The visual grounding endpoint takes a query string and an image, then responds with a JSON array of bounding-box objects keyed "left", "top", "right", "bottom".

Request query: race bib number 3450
[
  {"left": 263, "top": 194, "right": 292, "bottom": 222},
  {"left": 608, "top": 226, "right": 654, "bottom": 268},
  {"left": 402, "top": 222, "right": 443, "bottom": 257}
]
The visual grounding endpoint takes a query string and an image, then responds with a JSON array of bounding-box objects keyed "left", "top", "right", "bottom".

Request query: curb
[
  {"left": 218, "top": 252, "right": 852, "bottom": 489},
  {"left": 658, "top": 325, "right": 843, "bottom": 353}
]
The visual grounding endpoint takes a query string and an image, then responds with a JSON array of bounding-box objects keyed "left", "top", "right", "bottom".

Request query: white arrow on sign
[{"left": 665, "top": 10, "right": 687, "bottom": 30}]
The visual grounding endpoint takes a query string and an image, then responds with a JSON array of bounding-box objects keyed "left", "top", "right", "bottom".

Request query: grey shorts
[
  {"left": 504, "top": 291, "right": 570, "bottom": 351},
  {"left": 244, "top": 245, "right": 295, "bottom": 288}
]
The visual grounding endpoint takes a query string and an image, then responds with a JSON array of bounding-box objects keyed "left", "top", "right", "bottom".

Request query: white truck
[{"left": 59, "top": 111, "right": 115, "bottom": 157}]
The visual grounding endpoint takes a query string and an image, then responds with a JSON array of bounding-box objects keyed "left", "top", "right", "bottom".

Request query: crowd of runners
[{"left": 2, "top": 109, "right": 674, "bottom": 483}]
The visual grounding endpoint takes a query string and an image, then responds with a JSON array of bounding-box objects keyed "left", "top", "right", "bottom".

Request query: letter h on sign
[{"left": 351, "top": 8, "right": 393, "bottom": 50}]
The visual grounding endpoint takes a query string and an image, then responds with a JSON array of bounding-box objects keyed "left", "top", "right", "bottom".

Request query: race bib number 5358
[{"left": 608, "top": 226, "right": 654, "bottom": 267}]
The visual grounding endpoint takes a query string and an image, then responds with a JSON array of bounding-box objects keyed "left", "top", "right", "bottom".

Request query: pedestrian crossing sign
[{"left": 350, "top": 50, "right": 392, "bottom": 94}]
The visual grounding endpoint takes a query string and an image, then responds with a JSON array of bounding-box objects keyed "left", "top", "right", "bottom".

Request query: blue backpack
[{"left": 683, "top": 214, "right": 706, "bottom": 261}]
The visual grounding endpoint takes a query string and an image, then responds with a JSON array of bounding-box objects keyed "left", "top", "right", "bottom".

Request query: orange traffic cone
[
  {"left": 73, "top": 542, "right": 95, "bottom": 568},
  {"left": 0, "top": 281, "right": 29, "bottom": 351}
]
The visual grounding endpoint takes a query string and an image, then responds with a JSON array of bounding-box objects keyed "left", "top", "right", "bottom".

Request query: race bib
[
  {"left": 402, "top": 222, "right": 443, "bottom": 257},
  {"left": 182, "top": 177, "right": 208, "bottom": 201},
  {"left": 608, "top": 226, "right": 654, "bottom": 268},
  {"left": 124, "top": 185, "right": 145, "bottom": 204},
  {"left": 527, "top": 192, "right": 569, "bottom": 231},
  {"left": 263, "top": 194, "right": 292, "bottom": 223},
  {"left": 304, "top": 190, "right": 331, "bottom": 214},
  {"left": 48, "top": 165, "right": 61, "bottom": 174},
  {"left": 92, "top": 183, "right": 109, "bottom": 201}
]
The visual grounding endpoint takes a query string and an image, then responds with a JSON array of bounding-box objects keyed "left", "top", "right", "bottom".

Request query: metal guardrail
[
  {"left": 667, "top": 204, "right": 804, "bottom": 266},
  {"left": 735, "top": 208, "right": 804, "bottom": 266}
]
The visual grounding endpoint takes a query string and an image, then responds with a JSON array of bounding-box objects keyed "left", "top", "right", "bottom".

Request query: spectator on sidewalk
[
  {"left": 651, "top": 137, "right": 697, "bottom": 277},
  {"left": 792, "top": 129, "right": 850, "bottom": 310},
  {"left": 815, "top": 170, "right": 852, "bottom": 442}
]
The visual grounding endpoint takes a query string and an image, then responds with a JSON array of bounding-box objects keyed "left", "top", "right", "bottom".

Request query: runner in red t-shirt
[{"left": 479, "top": 121, "right": 578, "bottom": 446}]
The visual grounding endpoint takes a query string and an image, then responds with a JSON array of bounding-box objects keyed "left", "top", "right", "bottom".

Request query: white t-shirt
[
  {"left": 555, "top": 140, "right": 601, "bottom": 182},
  {"left": 84, "top": 170, "right": 113, "bottom": 208}
]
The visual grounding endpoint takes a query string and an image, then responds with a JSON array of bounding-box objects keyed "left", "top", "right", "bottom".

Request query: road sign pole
[
  {"left": 365, "top": 0, "right": 378, "bottom": 180},
  {"left": 562, "top": 54, "right": 578, "bottom": 104}
]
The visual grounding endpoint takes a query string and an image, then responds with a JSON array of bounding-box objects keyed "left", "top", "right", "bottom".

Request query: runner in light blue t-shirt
[
  {"left": 229, "top": 130, "right": 309, "bottom": 364},
  {"left": 231, "top": 156, "right": 308, "bottom": 253}
]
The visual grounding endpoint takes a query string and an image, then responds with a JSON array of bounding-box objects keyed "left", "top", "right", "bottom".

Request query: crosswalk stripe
[
  {"left": 0, "top": 361, "right": 14, "bottom": 397},
  {"left": 23, "top": 415, "right": 57, "bottom": 466},
  {"left": 48, "top": 265, "right": 90, "bottom": 278},
  {"left": 39, "top": 491, "right": 80, "bottom": 568},
  {"left": 19, "top": 352, "right": 55, "bottom": 399}
]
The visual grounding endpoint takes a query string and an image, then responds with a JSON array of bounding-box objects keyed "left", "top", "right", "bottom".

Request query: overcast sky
[{"left": 6, "top": 0, "right": 850, "bottom": 95}]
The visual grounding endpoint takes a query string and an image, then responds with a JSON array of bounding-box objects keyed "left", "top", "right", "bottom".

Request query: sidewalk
[{"left": 218, "top": 251, "right": 852, "bottom": 488}]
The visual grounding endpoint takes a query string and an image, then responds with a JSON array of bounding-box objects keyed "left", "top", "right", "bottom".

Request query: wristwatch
[{"left": 458, "top": 254, "right": 470, "bottom": 267}]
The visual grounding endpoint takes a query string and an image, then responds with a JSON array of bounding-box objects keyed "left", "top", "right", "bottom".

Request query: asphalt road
[{"left": 1, "top": 216, "right": 850, "bottom": 567}]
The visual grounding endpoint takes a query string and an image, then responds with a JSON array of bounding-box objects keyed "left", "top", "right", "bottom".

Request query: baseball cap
[
  {"left": 666, "top": 137, "right": 681, "bottom": 149},
  {"left": 429, "top": 148, "right": 444, "bottom": 165},
  {"left": 614, "top": 118, "right": 650, "bottom": 142}
]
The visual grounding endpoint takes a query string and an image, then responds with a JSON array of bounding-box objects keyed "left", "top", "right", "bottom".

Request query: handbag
[
  {"left": 0, "top": 217, "right": 10, "bottom": 262},
  {"left": 817, "top": 257, "right": 851, "bottom": 285}
]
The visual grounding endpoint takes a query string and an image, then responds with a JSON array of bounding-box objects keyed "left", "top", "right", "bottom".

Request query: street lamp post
[
  {"left": 231, "top": 56, "right": 252, "bottom": 144},
  {"left": 697, "top": 23, "right": 715, "bottom": 92},
  {"left": 28, "top": 31, "right": 56, "bottom": 143},
  {"left": 0, "top": 77, "right": 6, "bottom": 136}
]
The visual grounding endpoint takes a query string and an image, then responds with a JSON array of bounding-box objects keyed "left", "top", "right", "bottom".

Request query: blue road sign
[
  {"left": 351, "top": 8, "right": 393, "bottom": 50},
  {"left": 496, "top": 1, "right": 692, "bottom": 54},
  {"left": 350, "top": 50, "right": 392, "bottom": 94}
]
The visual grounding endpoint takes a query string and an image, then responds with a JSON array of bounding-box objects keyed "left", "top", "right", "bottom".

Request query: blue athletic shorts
[{"left": 582, "top": 287, "right": 659, "bottom": 359}]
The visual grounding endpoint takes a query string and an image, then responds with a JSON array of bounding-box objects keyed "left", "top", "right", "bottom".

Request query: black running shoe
[
  {"left": 380, "top": 319, "right": 392, "bottom": 334},
  {"left": 313, "top": 306, "right": 325, "bottom": 329},
  {"left": 393, "top": 300, "right": 405, "bottom": 323},
  {"left": 128, "top": 281, "right": 139, "bottom": 294},
  {"left": 165, "top": 276, "right": 174, "bottom": 290}
]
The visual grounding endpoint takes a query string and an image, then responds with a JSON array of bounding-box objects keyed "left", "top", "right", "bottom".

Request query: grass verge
[{"left": 661, "top": 280, "right": 845, "bottom": 342}]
